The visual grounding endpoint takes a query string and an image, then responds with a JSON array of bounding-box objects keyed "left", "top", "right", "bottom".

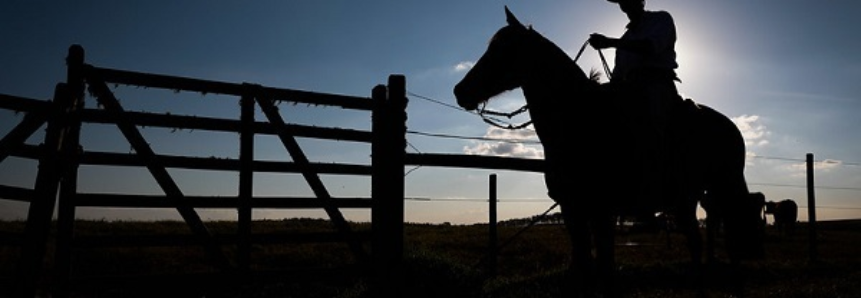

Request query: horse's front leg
[
  {"left": 559, "top": 203, "right": 596, "bottom": 296},
  {"left": 593, "top": 214, "right": 618, "bottom": 297}
]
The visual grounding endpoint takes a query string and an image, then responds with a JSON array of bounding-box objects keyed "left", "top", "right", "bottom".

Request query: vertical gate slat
[{"left": 238, "top": 88, "right": 255, "bottom": 271}]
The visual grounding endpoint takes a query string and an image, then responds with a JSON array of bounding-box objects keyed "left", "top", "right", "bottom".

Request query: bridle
[{"left": 476, "top": 39, "right": 611, "bottom": 130}]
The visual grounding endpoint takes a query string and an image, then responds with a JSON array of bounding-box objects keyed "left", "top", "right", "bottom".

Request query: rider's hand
[{"left": 589, "top": 33, "right": 612, "bottom": 49}]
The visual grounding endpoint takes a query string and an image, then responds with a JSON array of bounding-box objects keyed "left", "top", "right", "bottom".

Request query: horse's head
[
  {"left": 454, "top": 6, "right": 533, "bottom": 111},
  {"left": 764, "top": 201, "right": 777, "bottom": 214}
]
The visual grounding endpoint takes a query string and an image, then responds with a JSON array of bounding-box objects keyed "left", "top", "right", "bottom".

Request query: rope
[
  {"left": 472, "top": 202, "right": 560, "bottom": 271},
  {"left": 495, "top": 202, "right": 559, "bottom": 250}
]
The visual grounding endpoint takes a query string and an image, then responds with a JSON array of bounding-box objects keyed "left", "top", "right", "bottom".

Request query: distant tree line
[{"left": 499, "top": 212, "right": 565, "bottom": 227}]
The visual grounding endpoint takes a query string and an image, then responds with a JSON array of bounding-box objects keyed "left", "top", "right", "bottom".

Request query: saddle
[{"left": 667, "top": 96, "right": 701, "bottom": 137}]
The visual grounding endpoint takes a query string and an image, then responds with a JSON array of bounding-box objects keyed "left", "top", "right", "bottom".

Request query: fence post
[
  {"left": 371, "top": 74, "right": 407, "bottom": 296},
  {"left": 488, "top": 173, "right": 498, "bottom": 277},
  {"left": 388, "top": 75, "right": 407, "bottom": 261},
  {"left": 806, "top": 153, "right": 817, "bottom": 262}
]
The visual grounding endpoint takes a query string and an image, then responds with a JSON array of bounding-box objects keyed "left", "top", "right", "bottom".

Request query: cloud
[
  {"left": 732, "top": 114, "right": 770, "bottom": 147},
  {"left": 485, "top": 126, "right": 535, "bottom": 140},
  {"left": 453, "top": 61, "right": 475, "bottom": 72},
  {"left": 462, "top": 127, "right": 543, "bottom": 159},
  {"left": 463, "top": 142, "right": 543, "bottom": 159}
]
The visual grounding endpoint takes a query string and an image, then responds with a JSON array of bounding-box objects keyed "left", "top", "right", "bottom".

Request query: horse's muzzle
[{"left": 453, "top": 83, "right": 480, "bottom": 111}]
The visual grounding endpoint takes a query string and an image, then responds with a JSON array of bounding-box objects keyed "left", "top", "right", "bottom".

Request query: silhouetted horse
[
  {"left": 765, "top": 199, "right": 798, "bottom": 235},
  {"left": 454, "top": 7, "right": 764, "bottom": 296}
]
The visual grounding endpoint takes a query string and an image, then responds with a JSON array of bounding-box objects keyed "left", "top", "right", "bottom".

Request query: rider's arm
[
  {"left": 590, "top": 11, "right": 676, "bottom": 55},
  {"left": 594, "top": 35, "right": 654, "bottom": 54}
]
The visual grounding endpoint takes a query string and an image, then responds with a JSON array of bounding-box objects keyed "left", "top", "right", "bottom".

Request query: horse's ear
[{"left": 505, "top": 6, "right": 523, "bottom": 27}]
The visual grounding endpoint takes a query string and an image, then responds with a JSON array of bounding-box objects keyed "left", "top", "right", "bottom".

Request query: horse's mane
[
  {"left": 521, "top": 26, "right": 600, "bottom": 86},
  {"left": 485, "top": 22, "right": 603, "bottom": 102}
]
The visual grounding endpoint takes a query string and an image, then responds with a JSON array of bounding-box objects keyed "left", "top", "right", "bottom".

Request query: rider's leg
[{"left": 644, "top": 79, "right": 680, "bottom": 205}]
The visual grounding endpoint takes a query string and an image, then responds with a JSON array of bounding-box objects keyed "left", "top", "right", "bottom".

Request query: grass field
[{"left": 1, "top": 219, "right": 860, "bottom": 297}]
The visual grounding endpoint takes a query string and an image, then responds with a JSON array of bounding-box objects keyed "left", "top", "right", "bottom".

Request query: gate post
[
  {"left": 371, "top": 75, "right": 407, "bottom": 296},
  {"left": 17, "top": 45, "right": 85, "bottom": 297},
  {"left": 54, "top": 44, "right": 87, "bottom": 298}
]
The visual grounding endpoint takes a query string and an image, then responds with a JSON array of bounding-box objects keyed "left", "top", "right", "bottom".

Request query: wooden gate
[{"left": 0, "top": 45, "right": 406, "bottom": 297}]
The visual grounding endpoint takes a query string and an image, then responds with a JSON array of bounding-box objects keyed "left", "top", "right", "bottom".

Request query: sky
[{"left": 1, "top": 0, "right": 860, "bottom": 225}]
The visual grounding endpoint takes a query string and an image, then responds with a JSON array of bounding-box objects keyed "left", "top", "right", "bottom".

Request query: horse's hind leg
[
  {"left": 676, "top": 197, "right": 706, "bottom": 293},
  {"left": 704, "top": 210, "right": 719, "bottom": 265},
  {"left": 679, "top": 214, "right": 703, "bottom": 268}
]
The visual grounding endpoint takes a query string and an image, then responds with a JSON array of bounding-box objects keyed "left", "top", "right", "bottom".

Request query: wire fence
[{"left": 403, "top": 90, "right": 861, "bottom": 216}]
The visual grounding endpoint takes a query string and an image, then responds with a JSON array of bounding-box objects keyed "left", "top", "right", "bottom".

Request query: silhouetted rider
[{"left": 589, "top": 0, "right": 681, "bottom": 201}]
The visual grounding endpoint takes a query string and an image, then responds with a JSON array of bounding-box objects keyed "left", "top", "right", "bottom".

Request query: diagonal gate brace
[
  {"left": 0, "top": 109, "right": 50, "bottom": 164},
  {"left": 86, "top": 75, "right": 231, "bottom": 270},
  {"left": 254, "top": 92, "right": 368, "bottom": 261}
]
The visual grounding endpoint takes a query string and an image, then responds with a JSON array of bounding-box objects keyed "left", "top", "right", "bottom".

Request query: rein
[
  {"left": 574, "top": 40, "right": 613, "bottom": 81},
  {"left": 477, "top": 39, "right": 611, "bottom": 130},
  {"left": 478, "top": 102, "right": 532, "bottom": 130}
]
